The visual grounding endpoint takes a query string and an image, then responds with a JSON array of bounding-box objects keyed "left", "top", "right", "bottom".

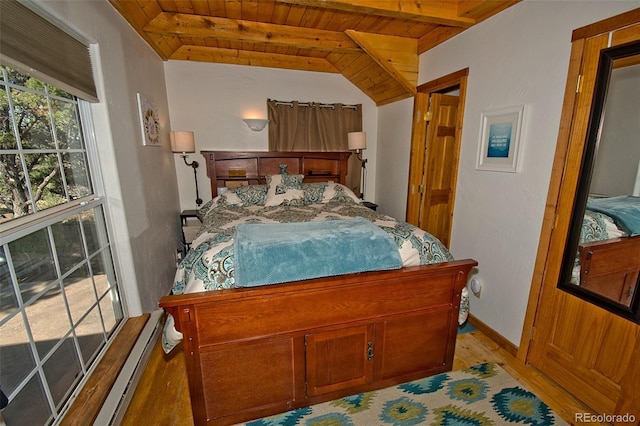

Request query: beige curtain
[{"left": 267, "top": 99, "right": 363, "bottom": 196}]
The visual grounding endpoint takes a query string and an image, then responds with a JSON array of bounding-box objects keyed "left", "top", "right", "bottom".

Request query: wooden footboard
[
  {"left": 579, "top": 237, "right": 640, "bottom": 306},
  {"left": 159, "top": 259, "right": 477, "bottom": 425}
]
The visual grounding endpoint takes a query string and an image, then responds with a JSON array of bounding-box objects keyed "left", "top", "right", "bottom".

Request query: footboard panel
[{"left": 160, "top": 259, "right": 477, "bottom": 425}]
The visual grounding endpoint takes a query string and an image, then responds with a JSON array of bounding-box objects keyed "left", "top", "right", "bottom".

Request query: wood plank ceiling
[{"left": 109, "top": 0, "right": 520, "bottom": 106}]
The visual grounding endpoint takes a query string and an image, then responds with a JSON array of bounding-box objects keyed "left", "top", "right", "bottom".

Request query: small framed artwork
[
  {"left": 476, "top": 105, "right": 524, "bottom": 173},
  {"left": 137, "top": 93, "right": 161, "bottom": 147}
]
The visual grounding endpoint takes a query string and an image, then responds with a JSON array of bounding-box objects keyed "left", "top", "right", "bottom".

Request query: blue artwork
[{"left": 486, "top": 122, "right": 512, "bottom": 158}]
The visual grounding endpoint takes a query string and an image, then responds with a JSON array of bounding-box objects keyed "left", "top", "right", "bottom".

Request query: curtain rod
[{"left": 270, "top": 100, "right": 359, "bottom": 110}]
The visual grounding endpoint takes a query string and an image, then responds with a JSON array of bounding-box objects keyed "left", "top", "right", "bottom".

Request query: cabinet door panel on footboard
[
  {"left": 377, "top": 310, "right": 452, "bottom": 381},
  {"left": 305, "top": 324, "right": 375, "bottom": 397},
  {"left": 200, "top": 337, "right": 301, "bottom": 421}
]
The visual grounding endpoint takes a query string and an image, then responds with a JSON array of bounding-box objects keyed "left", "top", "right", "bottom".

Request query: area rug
[{"left": 239, "top": 363, "right": 567, "bottom": 426}]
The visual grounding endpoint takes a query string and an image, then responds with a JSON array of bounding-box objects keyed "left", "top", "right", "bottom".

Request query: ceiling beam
[
  {"left": 144, "top": 12, "right": 362, "bottom": 54},
  {"left": 345, "top": 30, "right": 417, "bottom": 96},
  {"left": 170, "top": 45, "right": 340, "bottom": 73},
  {"left": 276, "top": 0, "right": 476, "bottom": 28}
]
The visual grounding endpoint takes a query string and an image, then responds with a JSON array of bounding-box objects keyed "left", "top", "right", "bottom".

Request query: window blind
[{"left": 0, "top": 0, "right": 98, "bottom": 101}]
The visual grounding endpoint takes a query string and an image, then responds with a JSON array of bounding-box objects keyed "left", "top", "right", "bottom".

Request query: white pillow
[{"left": 264, "top": 174, "right": 305, "bottom": 206}]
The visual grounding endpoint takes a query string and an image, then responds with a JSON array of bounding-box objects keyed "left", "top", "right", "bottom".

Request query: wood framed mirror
[{"left": 557, "top": 39, "right": 640, "bottom": 322}]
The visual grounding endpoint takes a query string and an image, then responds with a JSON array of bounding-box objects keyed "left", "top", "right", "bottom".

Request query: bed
[
  {"left": 574, "top": 195, "right": 640, "bottom": 306},
  {"left": 159, "top": 151, "right": 477, "bottom": 425}
]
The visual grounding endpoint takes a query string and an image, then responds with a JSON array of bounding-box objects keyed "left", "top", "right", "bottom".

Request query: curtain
[{"left": 268, "top": 99, "right": 363, "bottom": 196}]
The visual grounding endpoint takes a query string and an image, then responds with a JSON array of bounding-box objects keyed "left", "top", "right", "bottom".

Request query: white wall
[
  {"left": 375, "top": 99, "right": 413, "bottom": 219},
  {"left": 36, "top": 0, "right": 182, "bottom": 315},
  {"left": 376, "top": 0, "right": 638, "bottom": 345},
  {"left": 164, "top": 62, "right": 378, "bottom": 210}
]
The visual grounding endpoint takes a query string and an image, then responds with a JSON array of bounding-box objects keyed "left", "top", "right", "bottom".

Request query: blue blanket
[
  {"left": 233, "top": 217, "right": 403, "bottom": 287},
  {"left": 586, "top": 195, "right": 640, "bottom": 236}
]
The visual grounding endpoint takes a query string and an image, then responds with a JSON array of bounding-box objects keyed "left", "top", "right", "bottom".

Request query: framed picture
[
  {"left": 137, "top": 93, "right": 161, "bottom": 146},
  {"left": 476, "top": 105, "right": 524, "bottom": 172}
]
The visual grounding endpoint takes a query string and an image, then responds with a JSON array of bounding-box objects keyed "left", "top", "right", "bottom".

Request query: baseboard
[
  {"left": 468, "top": 314, "right": 518, "bottom": 357},
  {"left": 94, "top": 309, "right": 163, "bottom": 425}
]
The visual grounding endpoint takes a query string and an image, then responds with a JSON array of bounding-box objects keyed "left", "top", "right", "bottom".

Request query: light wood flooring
[{"left": 122, "top": 328, "right": 602, "bottom": 426}]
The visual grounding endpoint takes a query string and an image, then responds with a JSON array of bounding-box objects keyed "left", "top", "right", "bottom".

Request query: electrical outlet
[{"left": 470, "top": 278, "right": 482, "bottom": 298}]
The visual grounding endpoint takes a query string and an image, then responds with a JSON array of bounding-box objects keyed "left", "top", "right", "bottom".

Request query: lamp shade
[
  {"left": 170, "top": 131, "right": 195, "bottom": 153},
  {"left": 243, "top": 118, "right": 268, "bottom": 131},
  {"left": 348, "top": 131, "right": 366, "bottom": 150}
]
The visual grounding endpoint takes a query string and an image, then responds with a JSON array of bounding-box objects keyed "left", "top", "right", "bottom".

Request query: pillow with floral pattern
[{"left": 265, "top": 174, "right": 305, "bottom": 206}]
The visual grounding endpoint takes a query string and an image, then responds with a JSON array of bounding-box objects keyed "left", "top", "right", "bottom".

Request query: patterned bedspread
[
  {"left": 172, "top": 198, "right": 453, "bottom": 296},
  {"left": 163, "top": 183, "right": 454, "bottom": 353}
]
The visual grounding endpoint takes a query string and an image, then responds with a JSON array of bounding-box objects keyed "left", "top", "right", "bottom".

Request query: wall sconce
[
  {"left": 170, "top": 130, "right": 203, "bottom": 206},
  {"left": 348, "top": 131, "right": 367, "bottom": 199},
  {"left": 243, "top": 118, "right": 268, "bottom": 132}
]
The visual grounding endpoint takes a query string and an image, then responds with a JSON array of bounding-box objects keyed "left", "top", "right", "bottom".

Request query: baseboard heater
[{"left": 94, "top": 309, "right": 163, "bottom": 425}]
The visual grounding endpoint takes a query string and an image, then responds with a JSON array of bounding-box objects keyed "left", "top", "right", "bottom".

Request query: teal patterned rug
[{"left": 238, "top": 363, "right": 567, "bottom": 426}]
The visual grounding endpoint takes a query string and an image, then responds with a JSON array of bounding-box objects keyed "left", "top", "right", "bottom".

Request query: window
[{"left": 0, "top": 67, "right": 123, "bottom": 425}]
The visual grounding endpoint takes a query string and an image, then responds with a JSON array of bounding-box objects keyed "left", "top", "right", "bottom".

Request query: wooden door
[
  {"left": 523, "top": 11, "right": 640, "bottom": 420},
  {"left": 406, "top": 71, "right": 467, "bottom": 248},
  {"left": 419, "top": 93, "right": 459, "bottom": 247}
]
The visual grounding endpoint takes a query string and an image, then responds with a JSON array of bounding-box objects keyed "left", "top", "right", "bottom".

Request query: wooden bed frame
[
  {"left": 159, "top": 151, "right": 477, "bottom": 425},
  {"left": 578, "top": 236, "right": 640, "bottom": 306}
]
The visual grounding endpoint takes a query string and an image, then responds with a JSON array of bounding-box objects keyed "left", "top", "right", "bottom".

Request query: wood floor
[{"left": 122, "top": 328, "right": 602, "bottom": 426}]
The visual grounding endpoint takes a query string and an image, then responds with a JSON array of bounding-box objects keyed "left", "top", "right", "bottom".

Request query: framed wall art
[
  {"left": 137, "top": 93, "right": 161, "bottom": 147},
  {"left": 476, "top": 105, "right": 524, "bottom": 173}
]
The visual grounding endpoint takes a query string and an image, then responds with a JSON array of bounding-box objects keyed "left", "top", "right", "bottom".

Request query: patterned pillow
[
  {"left": 302, "top": 182, "right": 328, "bottom": 204},
  {"left": 322, "top": 183, "right": 361, "bottom": 204},
  {"left": 197, "top": 198, "right": 217, "bottom": 221},
  {"left": 265, "top": 174, "right": 305, "bottom": 206},
  {"left": 223, "top": 185, "right": 267, "bottom": 206}
]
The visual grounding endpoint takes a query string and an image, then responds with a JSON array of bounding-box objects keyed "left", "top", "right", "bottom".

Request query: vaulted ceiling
[{"left": 109, "top": 0, "right": 520, "bottom": 106}]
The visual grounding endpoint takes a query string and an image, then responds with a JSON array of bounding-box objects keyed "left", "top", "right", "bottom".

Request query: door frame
[{"left": 406, "top": 68, "right": 469, "bottom": 233}]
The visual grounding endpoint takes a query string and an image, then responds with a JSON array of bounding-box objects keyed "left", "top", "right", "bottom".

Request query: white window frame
[{"left": 0, "top": 71, "right": 127, "bottom": 425}]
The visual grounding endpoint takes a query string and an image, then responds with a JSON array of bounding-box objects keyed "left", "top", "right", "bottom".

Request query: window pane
[
  {"left": 52, "top": 216, "right": 85, "bottom": 276},
  {"left": 91, "top": 248, "right": 114, "bottom": 298},
  {"left": 76, "top": 305, "right": 105, "bottom": 365},
  {"left": 64, "top": 264, "right": 97, "bottom": 325},
  {"left": 0, "top": 246, "right": 18, "bottom": 322},
  {"left": 0, "top": 313, "right": 36, "bottom": 395},
  {"left": 0, "top": 85, "right": 18, "bottom": 150},
  {"left": 43, "top": 337, "right": 81, "bottom": 409},
  {"left": 83, "top": 207, "right": 108, "bottom": 255},
  {"left": 25, "top": 152, "right": 66, "bottom": 213},
  {"left": 9, "top": 228, "right": 57, "bottom": 304},
  {"left": 25, "top": 284, "right": 71, "bottom": 358},
  {"left": 2, "top": 373, "right": 52, "bottom": 426},
  {"left": 10, "top": 86, "right": 55, "bottom": 150},
  {"left": 63, "top": 151, "right": 91, "bottom": 199},
  {"left": 2, "top": 67, "right": 32, "bottom": 87},
  {"left": 50, "top": 97, "right": 81, "bottom": 149},
  {"left": 0, "top": 153, "right": 29, "bottom": 221},
  {"left": 99, "top": 288, "right": 122, "bottom": 337}
]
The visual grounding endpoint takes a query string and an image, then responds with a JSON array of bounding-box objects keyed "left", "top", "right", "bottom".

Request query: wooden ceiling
[{"left": 109, "top": 0, "right": 520, "bottom": 106}]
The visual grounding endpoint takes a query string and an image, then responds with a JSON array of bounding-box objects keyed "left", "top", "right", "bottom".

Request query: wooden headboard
[{"left": 201, "top": 151, "right": 351, "bottom": 197}]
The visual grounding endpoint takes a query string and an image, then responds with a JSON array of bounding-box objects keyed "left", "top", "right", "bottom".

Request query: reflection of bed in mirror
[{"left": 574, "top": 195, "right": 640, "bottom": 306}]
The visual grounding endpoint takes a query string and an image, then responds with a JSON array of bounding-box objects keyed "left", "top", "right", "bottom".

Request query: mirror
[{"left": 559, "top": 40, "right": 640, "bottom": 322}]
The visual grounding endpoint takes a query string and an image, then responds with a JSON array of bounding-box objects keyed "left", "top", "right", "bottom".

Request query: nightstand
[
  {"left": 180, "top": 209, "right": 200, "bottom": 225},
  {"left": 362, "top": 201, "right": 378, "bottom": 211},
  {"left": 180, "top": 210, "right": 201, "bottom": 253}
]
